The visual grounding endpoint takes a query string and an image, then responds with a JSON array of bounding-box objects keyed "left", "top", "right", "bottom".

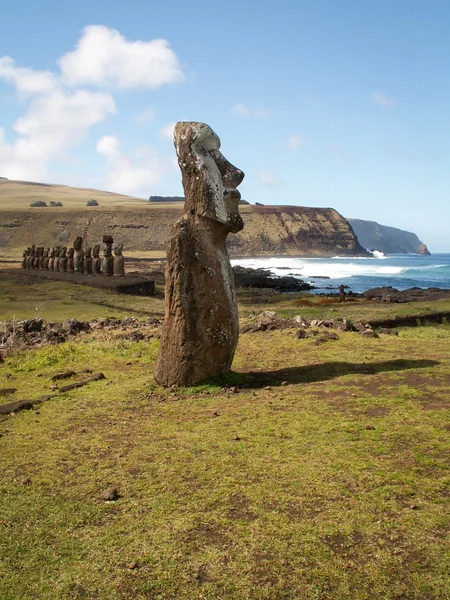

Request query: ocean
[{"left": 231, "top": 254, "right": 450, "bottom": 294}]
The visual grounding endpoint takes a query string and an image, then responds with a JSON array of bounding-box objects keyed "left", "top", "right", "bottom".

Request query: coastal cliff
[
  {"left": 349, "top": 218, "right": 430, "bottom": 255},
  {"left": 0, "top": 205, "right": 368, "bottom": 257}
]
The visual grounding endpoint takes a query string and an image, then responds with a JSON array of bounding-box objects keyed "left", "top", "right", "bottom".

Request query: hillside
[
  {"left": 0, "top": 179, "right": 368, "bottom": 257},
  {"left": 349, "top": 218, "right": 430, "bottom": 255}
]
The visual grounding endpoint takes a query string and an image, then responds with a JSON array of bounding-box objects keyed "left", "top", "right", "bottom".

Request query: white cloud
[
  {"left": 96, "top": 136, "right": 166, "bottom": 197},
  {"left": 0, "top": 56, "right": 58, "bottom": 98},
  {"left": 159, "top": 121, "right": 176, "bottom": 141},
  {"left": 259, "top": 170, "right": 279, "bottom": 188},
  {"left": 370, "top": 90, "right": 396, "bottom": 108},
  {"left": 288, "top": 133, "right": 305, "bottom": 150},
  {"left": 136, "top": 108, "right": 155, "bottom": 124},
  {"left": 0, "top": 26, "right": 186, "bottom": 183},
  {"left": 59, "top": 25, "right": 185, "bottom": 90},
  {"left": 231, "top": 103, "right": 271, "bottom": 119}
]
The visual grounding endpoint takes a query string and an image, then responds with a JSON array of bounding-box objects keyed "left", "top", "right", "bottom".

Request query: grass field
[{"left": 0, "top": 276, "right": 449, "bottom": 600}]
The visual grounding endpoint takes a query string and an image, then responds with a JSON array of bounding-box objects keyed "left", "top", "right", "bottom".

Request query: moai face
[
  {"left": 73, "top": 237, "right": 83, "bottom": 250},
  {"left": 174, "top": 122, "right": 245, "bottom": 234},
  {"left": 92, "top": 245, "right": 100, "bottom": 258},
  {"left": 114, "top": 244, "right": 123, "bottom": 256},
  {"left": 67, "top": 248, "right": 74, "bottom": 259},
  {"left": 103, "top": 244, "right": 112, "bottom": 257},
  {"left": 84, "top": 247, "right": 92, "bottom": 259},
  {"left": 60, "top": 247, "right": 67, "bottom": 258}
]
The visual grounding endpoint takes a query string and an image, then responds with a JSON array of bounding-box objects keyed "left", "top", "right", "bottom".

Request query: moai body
[
  {"left": 102, "top": 236, "right": 114, "bottom": 276},
  {"left": 154, "top": 122, "right": 244, "bottom": 386},
  {"left": 67, "top": 248, "right": 75, "bottom": 272},
  {"left": 48, "top": 248, "right": 55, "bottom": 271},
  {"left": 59, "top": 247, "right": 68, "bottom": 272},
  {"left": 73, "top": 237, "right": 84, "bottom": 273},
  {"left": 83, "top": 247, "right": 92, "bottom": 274},
  {"left": 92, "top": 245, "right": 102, "bottom": 274},
  {"left": 113, "top": 244, "right": 125, "bottom": 277},
  {"left": 43, "top": 248, "right": 50, "bottom": 270}
]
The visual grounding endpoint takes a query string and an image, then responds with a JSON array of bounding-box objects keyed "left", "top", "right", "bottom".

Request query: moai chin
[{"left": 154, "top": 121, "right": 244, "bottom": 386}]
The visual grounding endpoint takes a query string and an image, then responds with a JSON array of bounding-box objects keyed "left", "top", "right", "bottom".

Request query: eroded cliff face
[
  {"left": 348, "top": 219, "right": 430, "bottom": 255},
  {"left": 0, "top": 205, "right": 368, "bottom": 257}
]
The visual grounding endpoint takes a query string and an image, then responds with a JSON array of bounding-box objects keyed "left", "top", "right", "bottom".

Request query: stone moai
[
  {"left": 48, "top": 247, "right": 55, "bottom": 271},
  {"left": 59, "top": 247, "right": 68, "bottom": 272},
  {"left": 43, "top": 248, "right": 50, "bottom": 270},
  {"left": 154, "top": 121, "right": 245, "bottom": 386},
  {"left": 67, "top": 248, "right": 75, "bottom": 272},
  {"left": 102, "top": 236, "right": 114, "bottom": 276},
  {"left": 113, "top": 244, "right": 125, "bottom": 277},
  {"left": 26, "top": 246, "right": 35, "bottom": 269},
  {"left": 54, "top": 247, "right": 61, "bottom": 271},
  {"left": 83, "top": 247, "right": 92, "bottom": 274},
  {"left": 73, "top": 237, "right": 84, "bottom": 273},
  {"left": 92, "top": 245, "right": 102, "bottom": 274},
  {"left": 38, "top": 247, "right": 45, "bottom": 270},
  {"left": 22, "top": 248, "right": 29, "bottom": 269}
]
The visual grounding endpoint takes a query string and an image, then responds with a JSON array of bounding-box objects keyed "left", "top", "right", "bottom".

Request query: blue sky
[{"left": 1, "top": 0, "right": 449, "bottom": 250}]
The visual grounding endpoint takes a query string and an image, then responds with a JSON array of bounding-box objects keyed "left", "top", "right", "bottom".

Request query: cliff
[
  {"left": 0, "top": 205, "right": 368, "bottom": 257},
  {"left": 348, "top": 219, "right": 430, "bottom": 255},
  {"left": 0, "top": 179, "right": 367, "bottom": 257}
]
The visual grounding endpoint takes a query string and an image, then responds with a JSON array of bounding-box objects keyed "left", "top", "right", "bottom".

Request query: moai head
[
  {"left": 60, "top": 247, "right": 67, "bottom": 258},
  {"left": 84, "top": 246, "right": 92, "bottom": 258},
  {"left": 92, "top": 245, "right": 100, "bottom": 258},
  {"left": 73, "top": 236, "right": 83, "bottom": 250},
  {"left": 49, "top": 247, "right": 55, "bottom": 258},
  {"left": 55, "top": 247, "right": 61, "bottom": 257},
  {"left": 44, "top": 248, "right": 50, "bottom": 257},
  {"left": 174, "top": 122, "right": 245, "bottom": 234},
  {"left": 114, "top": 244, "right": 123, "bottom": 256},
  {"left": 67, "top": 248, "right": 74, "bottom": 259}
]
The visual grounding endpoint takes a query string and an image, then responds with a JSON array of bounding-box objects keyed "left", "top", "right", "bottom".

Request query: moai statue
[
  {"left": 67, "top": 248, "right": 75, "bottom": 273},
  {"left": 154, "top": 122, "right": 245, "bottom": 386},
  {"left": 43, "top": 248, "right": 50, "bottom": 270},
  {"left": 26, "top": 246, "right": 35, "bottom": 269},
  {"left": 48, "top": 247, "right": 55, "bottom": 271},
  {"left": 92, "top": 245, "right": 102, "bottom": 274},
  {"left": 102, "top": 236, "right": 114, "bottom": 276},
  {"left": 54, "top": 247, "right": 61, "bottom": 272},
  {"left": 38, "top": 248, "right": 45, "bottom": 270},
  {"left": 22, "top": 248, "right": 29, "bottom": 269},
  {"left": 73, "top": 236, "right": 84, "bottom": 273},
  {"left": 83, "top": 247, "right": 92, "bottom": 274},
  {"left": 113, "top": 244, "right": 125, "bottom": 277},
  {"left": 32, "top": 247, "right": 40, "bottom": 269},
  {"left": 59, "top": 247, "right": 68, "bottom": 272}
]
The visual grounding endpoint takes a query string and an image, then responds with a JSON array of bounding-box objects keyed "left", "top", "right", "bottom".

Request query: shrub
[
  {"left": 49, "top": 201, "right": 63, "bottom": 207},
  {"left": 30, "top": 201, "right": 47, "bottom": 207},
  {"left": 87, "top": 199, "right": 99, "bottom": 206}
]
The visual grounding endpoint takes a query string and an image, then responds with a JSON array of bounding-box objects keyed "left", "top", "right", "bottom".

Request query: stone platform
[{"left": 3, "top": 269, "right": 156, "bottom": 296}]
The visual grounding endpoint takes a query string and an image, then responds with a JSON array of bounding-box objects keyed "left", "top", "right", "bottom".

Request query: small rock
[
  {"left": 127, "top": 561, "right": 139, "bottom": 570},
  {"left": 234, "top": 435, "right": 241, "bottom": 441},
  {"left": 364, "top": 424, "right": 376, "bottom": 430},
  {"left": 21, "top": 478, "right": 31, "bottom": 485},
  {"left": 410, "top": 504, "right": 419, "bottom": 510},
  {"left": 281, "top": 381, "right": 288, "bottom": 386},
  {"left": 296, "top": 329, "right": 307, "bottom": 339},
  {"left": 230, "top": 387, "right": 238, "bottom": 394},
  {"left": 102, "top": 486, "right": 120, "bottom": 502}
]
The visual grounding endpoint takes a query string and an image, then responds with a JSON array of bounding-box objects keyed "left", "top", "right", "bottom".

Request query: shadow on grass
[{"left": 241, "top": 359, "right": 440, "bottom": 388}]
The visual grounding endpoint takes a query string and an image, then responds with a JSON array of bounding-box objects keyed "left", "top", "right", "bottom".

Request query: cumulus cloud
[
  {"left": 0, "top": 26, "right": 185, "bottom": 183},
  {"left": 288, "top": 133, "right": 305, "bottom": 150},
  {"left": 231, "top": 103, "right": 271, "bottom": 119},
  {"left": 96, "top": 135, "right": 166, "bottom": 197},
  {"left": 59, "top": 26, "right": 185, "bottom": 90},
  {"left": 258, "top": 170, "right": 279, "bottom": 188},
  {"left": 370, "top": 90, "right": 396, "bottom": 108},
  {"left": 159, "top": 122, "right": 176, "bottom": 141}
]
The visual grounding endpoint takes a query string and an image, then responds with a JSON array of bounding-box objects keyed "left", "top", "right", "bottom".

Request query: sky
[{"left": 1, "top": 0, "right": 449, "bottom": 250}]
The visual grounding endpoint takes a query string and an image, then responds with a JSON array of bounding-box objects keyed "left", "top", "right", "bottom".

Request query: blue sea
[{"left": 231, "top": 254, "right": 450, "bottom": 294}]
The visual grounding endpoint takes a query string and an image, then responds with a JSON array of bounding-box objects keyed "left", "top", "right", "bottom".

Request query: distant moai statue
[
  {"left": 92, "top": 245, "right": 102, "bottom": 274},
  {"left": 154, "top": 121, "right": 245, "bottom": 386},
  {"left": 59, "top": 247, "right": 68, "bottom": 272},
  {"left": 37, "top": 248, "right": 44, "bottom": 270},
  {"left": 48, "top": 247, "right": 55, "bottom": 271},
  {"left": 102, "top": 236, "right": 114, "bottom": 276},
  {"left": 73, "top": 237, "right": 84, "bottom": 273},
  {"left": 67, "top": 248, "right": 75, "bottom": 272},
  {"left": 26, "top": 246, "right": 35, "bottom": 269},
  {"left": 22, "top": 248, "right": 29, "bottom": 269},
  {"left": 43, "top": 248, "right": 50, "bottom": 270},
  {"left": 113, "top": 244, "right": 125, "bottom": 277},
  {"left": 83, "top": 247, "right": 92, "bottom": 274},
  {"left": 54, "top": 247, "right": 61, "bottom": 271}
]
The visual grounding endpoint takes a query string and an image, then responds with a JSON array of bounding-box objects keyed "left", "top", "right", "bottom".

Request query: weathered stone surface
[
  {"left": 113, "top": 244, "right": 125, "bottom": 276},
  {"left": 154, "top": 122, "right": 244, "bottom": 386}
]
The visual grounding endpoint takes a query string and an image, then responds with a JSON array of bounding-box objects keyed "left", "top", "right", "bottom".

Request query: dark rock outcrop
[{"left": 232, "top": 266, "right": 311, "bottom": 292}]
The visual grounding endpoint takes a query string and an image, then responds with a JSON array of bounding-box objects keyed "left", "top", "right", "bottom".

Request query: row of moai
[{"left": 22, "top": 236, "right": 125, "bottom": 277}]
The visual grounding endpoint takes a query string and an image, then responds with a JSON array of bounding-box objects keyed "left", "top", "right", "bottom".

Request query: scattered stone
[
  {"left": 58, "top": 372, "right": 105, "bottom": 393},
  {"left": 360, "top": 329, "right": 379, "bottom": 338},
  {"left": 378, "top": 328, "right": 399, "bottom": 336},
  {"left": 21, "top": 478, "right": 31, "bottom": 485},
  {"left": 281, "top": 381, "right": 288, "bottom": 386},
  {"left": 22, "top": 318, "right": 43, "bottom": 333},
  {"left": 296, "top": 329, "right": 307, "bottom": 339},
  {"left": 62, "top": 319, "right": 90, "bottom": 335},
  {"left": 126, "top": 562, "right": 139, "bottom": 570},
  {"left": 364, "top": 425, "right": 376, "bottom": 430},
  {"left": 51, "top": 370, "right": 76, "bottom": 382},
  {"left": 0, "top": 388, "right": 17, "bottom": 396},
  {"left": 410, "top": 504, "right": 419, "bottom": 510},
  {"left": 101, "top": 486, "right": 120, "bottom": 502}
]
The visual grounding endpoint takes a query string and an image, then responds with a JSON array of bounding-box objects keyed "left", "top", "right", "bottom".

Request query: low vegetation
[{"left": 0, "top": 275, "right": 449, "bottom": 600}]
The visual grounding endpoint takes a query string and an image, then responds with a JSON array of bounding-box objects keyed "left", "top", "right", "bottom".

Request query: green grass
[{"left": 1, "top": 296, "right": 449, "bottom": 599}]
